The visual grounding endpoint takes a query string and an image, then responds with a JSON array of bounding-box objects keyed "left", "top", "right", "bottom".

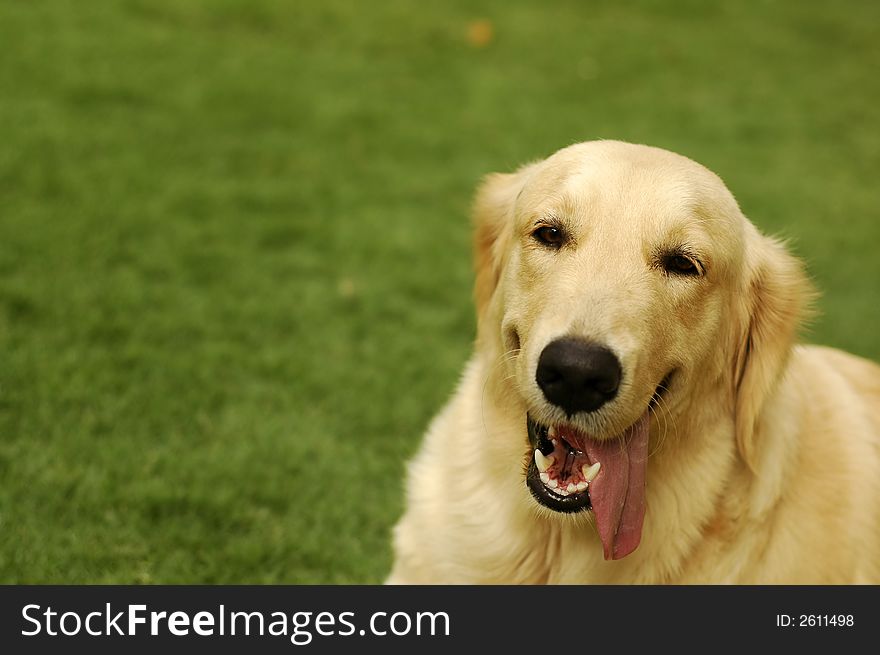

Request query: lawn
[{"left": 0, "top": 0, "right": 877, "bottom": 583}]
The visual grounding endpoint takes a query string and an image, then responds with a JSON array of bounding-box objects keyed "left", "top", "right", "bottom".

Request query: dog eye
[
  {"left": 663, "top": 254, "right": 701, "bottom": 276},
  {"left": 532, "top": 226, "right": 566, "bottom": 248}
]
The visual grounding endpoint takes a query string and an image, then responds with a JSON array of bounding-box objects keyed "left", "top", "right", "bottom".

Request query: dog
[{"left": 388, "top": 140, "right": 880, "bottom": 584}]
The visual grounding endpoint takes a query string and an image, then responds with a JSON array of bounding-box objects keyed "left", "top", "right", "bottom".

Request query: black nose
[{"left": 536, "top": 338, "right": 622, "bottom": 415}]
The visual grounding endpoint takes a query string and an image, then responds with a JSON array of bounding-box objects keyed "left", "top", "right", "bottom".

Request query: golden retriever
[{"left": 388, "top": 140, "right": 880, "bottom": 584}]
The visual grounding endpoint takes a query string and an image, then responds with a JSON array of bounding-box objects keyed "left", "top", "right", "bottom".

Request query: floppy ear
[
  {"left": 733, "top": 234, "right": 816, "bottom": 471},
  {"left": 473, "top": 163, "right": 536, "bottom": 321}
]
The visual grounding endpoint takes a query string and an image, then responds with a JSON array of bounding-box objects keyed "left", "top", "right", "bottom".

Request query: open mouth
[
  {"left": 526, "top": 419, "right": 597, "bottom": 513},
  {"left": 524, "top": 374, "right": 672, "bottom": 560}
]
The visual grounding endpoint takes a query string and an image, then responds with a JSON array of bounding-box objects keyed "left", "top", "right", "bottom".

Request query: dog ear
[
  {"left": 733, "top": 234, "right": 816, "bottom": 471},
  {"left": 473, "top": 163, "right": 536, "bottom": 320}
]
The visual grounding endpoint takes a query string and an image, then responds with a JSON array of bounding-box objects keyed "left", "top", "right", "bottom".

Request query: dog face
[{"left": 473, "top": 141, "right": 811, "bottom": 559}]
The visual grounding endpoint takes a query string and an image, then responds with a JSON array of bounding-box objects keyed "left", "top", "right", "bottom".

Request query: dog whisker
[
  {"left": 479, "top": 348, "right": 524, "bottom": 441},
  {"left": 648, "top": 385, "right": 675, "bottom": 459}
]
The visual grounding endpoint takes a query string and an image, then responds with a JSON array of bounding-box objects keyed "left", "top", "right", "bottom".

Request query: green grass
[{"left": 0, "top": 0, "right": 877, "bottom": 583}]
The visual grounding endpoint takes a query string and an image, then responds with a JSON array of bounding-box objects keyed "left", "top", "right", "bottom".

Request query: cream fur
[{"left": 388, "top": 141, "right": 880, "bottom": 584}]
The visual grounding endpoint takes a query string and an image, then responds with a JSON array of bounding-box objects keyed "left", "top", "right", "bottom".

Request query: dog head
[{"left": 473, "top": 141, "right": 812, "bottom": 559}]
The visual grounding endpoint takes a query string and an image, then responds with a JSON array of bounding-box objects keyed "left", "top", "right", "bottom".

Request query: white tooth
[
  {"left": 576, "top": 481, "right": 588, "bottom": 492},
  {"left": 534, "top": 449, "right": 554, "bottom": 473},
  {"left": 540, "top": 472, "right": 550, "bottom": 484},
  {"left": 547, "top": 478, "right": 558, "bottom": 489},
  {"left": 582, "top": 462, "right": 601, "bottom": 482},
  {"left": 566, "top": 483, "right": 577, "bottom": 493}
]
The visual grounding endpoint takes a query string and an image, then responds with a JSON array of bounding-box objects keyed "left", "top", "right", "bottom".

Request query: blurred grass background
[{"left": 0, "top": 0, "right": 877, "bottom": 583}]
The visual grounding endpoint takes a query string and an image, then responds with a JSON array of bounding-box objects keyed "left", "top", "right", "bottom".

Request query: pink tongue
[{"left": 582, "top": 411, "right": 650, "bottom": 560}]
